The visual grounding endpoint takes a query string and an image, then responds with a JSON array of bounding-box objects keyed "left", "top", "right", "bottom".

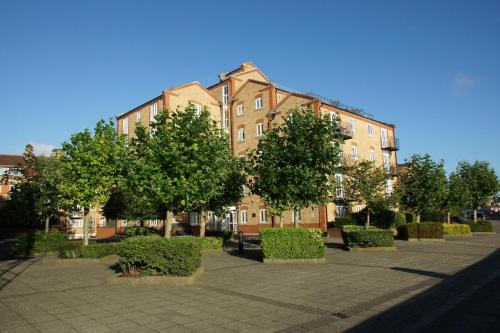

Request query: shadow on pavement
[{"left": 346, "top": 249, "right": 500, "bottom": 333}]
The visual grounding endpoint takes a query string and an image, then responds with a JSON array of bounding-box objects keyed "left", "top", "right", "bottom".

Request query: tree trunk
[
  {"left": 293, "top": 210, "right": 299, "bottom": 228},
  {"left": 164, "top": 210, "right": 173, "bottom": 238},
  {"left": 200, "top": 211, "right": 207, "bottom": 238},
  {"left": 473, "top": 209, "right": 477, "bottom": 223},
  {"left": 44, "top": 216, "right": 50, "bottom": 233},
  {"left": 365, "top": 209, "right": 370, "bottom": 229},
  {"left": 279, "top": 215, "right": 283, "bottom": 228},
  {"left": 416, "top": 213, "right": 421, "bottom": 223},
  {"left": 447, "top": 211, "right": 451, "bottom": 224},
  {"left": 83, "top": 208, "right": 89, "bottom": 246}
]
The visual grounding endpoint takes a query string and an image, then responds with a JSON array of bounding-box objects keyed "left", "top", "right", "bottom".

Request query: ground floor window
[
  {"left": 336, "top": 205, "right": 347, "bottom": 217},
  {"left": 150, "top": 219, "right": 158, "bottom": 227},
  {"left": 259, "top": 209, "right": 267, "bottom": 224},
  {"left": 292, "top": 209, "right": 301, "bottom": 224},
  {"left": 190, "top": 212, "right": 200, "bottom": 226},
  {"left": 240, "top": 210, "right": 248, "bottom": 224}
]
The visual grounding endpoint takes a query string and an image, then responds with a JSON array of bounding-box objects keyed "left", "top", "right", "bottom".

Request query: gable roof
[{"left": 0, "top": 154, "right": 25, "bottom": 167}]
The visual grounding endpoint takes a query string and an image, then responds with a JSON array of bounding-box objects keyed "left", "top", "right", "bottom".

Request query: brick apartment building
[
  {"left": 0, "top": 154, "right": 25, "bottom": 209},
  {"left": 114, "top": 62, "right": 399, "bottom": 234}
]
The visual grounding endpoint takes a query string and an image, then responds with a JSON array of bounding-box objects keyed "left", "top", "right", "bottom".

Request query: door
[{"left": 380, "top": 128, "right": 388, "bottom": 148}]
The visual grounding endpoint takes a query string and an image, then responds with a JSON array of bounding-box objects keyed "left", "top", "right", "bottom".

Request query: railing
[
  {"left": 337, "top": 121, "right": 353, "bottom": 139},
  {"left": 381, "top": 136, "right": 400, "bottom": 151}
]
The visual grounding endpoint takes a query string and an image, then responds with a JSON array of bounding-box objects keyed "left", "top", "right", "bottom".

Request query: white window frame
[
  {"left": 381, "top": 128, "right": 388, "bottom": 147},
  {"left": 150, "top": 219, "right": 158, "bottom": 227},
  {"left": 222, "top": 85, "right": 229, "bottom": 105},
  {"left": 136, "top": 110, "right": 141, "bottom": 122},
  {"left": 150, "top": 102, "right": 158, "bottom": 122},
  {"left": 255, "top": 97, "right": 264, "bottom": 110},
  {"left": 192, "top": 104, "right": 201, "bottom": 117},
  {"left": 349, "top": 118, "right": 356, "bottom": 132},
  {"left": 335, "top": 173, "right": 344, "bottom": 198},
  {"left": 370, "top": 149, "right": 376, "bottom": 162},
  {"left": 292, "top": 209, "right": 301, "bottom": 224},
  {"left": 386, "top": 179, "right": 393, "bottom": 194},
  {"left": 256, "top": 123, "right": 264, "bottom": 137},
  {"left": 122, "top": 220, "right": 128, "bottom": 227},
  {"left": 383, "top": 152, "right": 390, "bottom": 169},
  {"left": 223, "top": 106, "right": 230, "bottom": 131},
  {"left": 190, "top": 212, "right": 200, "bottom": 226},
  {"left": 122, "top": 118, "right": 129, "bottom": 135},
  {"left": 240, "top": 210, "right": 248, "bottom": 224},
  {"left": 69, "top": 219, "right": 83, "bottom": 227},
  {"left": 259, "top": 209, "right": 267, "bottom": 224},
  {"left": 237, "top": 104, "right": 244, "bottom": 116},
  {"left": 99, "top": 218, "right": 106, "bottom": 227},
  {"left": 351, "top": 145, "right": 359, "bottom": 161},
  {"left": 89, "top": 220, "right": 96, "bottom": 227},
  {"left": 329, "top": 111, "right": 339, "bottom": 123},
  {"left": 238, "top": 127, "right": 245, "bottom": 141},
  {"left": 368, "top": 124, "right": 374, "bottom": 136}
]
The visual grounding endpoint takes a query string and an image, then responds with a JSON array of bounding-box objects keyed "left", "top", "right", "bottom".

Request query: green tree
[
  {"left": 444, "top": 171, "right": 470, "bottom": 223},
  {"left": 343, "top": 160, "right": 389, "bottom": 228},
  {"left": 133, "top": 106, "right": 243, "bottom": 238},
  {"left": 455, "top": 161, "right": 499, "bottom": 222},
  {"left": 394, "top": 154, "right": 447, "bottom": 222},
  {"left": 250, "top": 107, "right": 343, "bottom": 227},
  {"left": 59, "top": 120, "right": 130, "bottom": 245}
]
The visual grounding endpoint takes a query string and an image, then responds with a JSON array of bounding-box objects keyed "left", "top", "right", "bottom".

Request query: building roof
[{"left": 0, "top": 154, "right": 25, "bottom": 167}]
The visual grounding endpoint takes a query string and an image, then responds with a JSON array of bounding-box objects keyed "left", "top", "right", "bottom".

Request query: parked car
[{"left": 455, "top": 210, "right": 487, "bottom": 222}]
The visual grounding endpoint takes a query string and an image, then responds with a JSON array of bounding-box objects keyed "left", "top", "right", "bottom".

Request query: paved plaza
[{"left": 1, "top": 223, "right": 499, "bottom": 333}]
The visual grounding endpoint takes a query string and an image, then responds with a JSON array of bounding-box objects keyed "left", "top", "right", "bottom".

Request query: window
[
  {"left": 90, "top": 205, "right": 96, "bottom": 211},
  {"left": 150, "top": 102, "right": 158, "bottom": 122},
  {"left": 222, "top": 84, "right": 229, "bottom": 105},
  {"left": 329, "top": 111, "right": 339, "bottom": 123},
  {"left": 122, "top": 220, "right": 128, "bottom": 227},
  {"left": 192, "top": 104, "right": 201, "bottom": 116},
  {"left": 190, "top": 212, "right": 200, "bottom": 226},
  {"left": 386, "top": 179, "right": 393, "bottom": 194},
  {"left": 99, "top": 218, "right": 106, "bottom": 227},
  {"left": 368, "top": 124, "right": 374, "bottom": 136},
  {"left": 0, "top": 167, "right": 7, "bottom": 175},
  {"left": 349, "top": 118, "right": 356, "bottom": 132},
  {"left": 255, "top": 97, "right": 264, "bottom": 110},
  {"left": 69, "top": 219, "right": 83, "bottom": 227},
  {"left": 259, "top": 209, "right": 267, "bottom": 223},
  {"left": 335, "top": 173, "right": 344, "bottom": 198},
  {"left": 136, "top": 110, "right": 141, "bottom": 122},
  {"left": 351, "top": 145, "right": 358, "bottom": 161},
  {"left": 370, "top": 149, "right": 376, "bottom": 162},
  {"left": 238, "top": 127, "right": 245, "bottom": 141},
  {"left": 256, "top": 123, "right": 264, "bottom": 137},
  {"left": 240, "top": 210, "right": 248, "bottom": 224},
  {"left": 383, "top": 152, "right": 390, "bottom": 169},
  {"left": 223, "top": 106, "right": 230, "bottom": 131},
  {"left": 292, "top": 209, "right": 301, "bottom": 224},
  {"left": 336, "top": 204, "right": 346, "bottom": 217},
  {"left": 122, "top": 118, "right": 129, "bottom": 135},
  {"left": 237, "top": 104, "right": 244, "bottom": 116},
  {"left": 150, "top": 219, "right": 158, "bottom": 227},
  {"left": 89, "top": 220, "right": 96, "bottom": 227}
]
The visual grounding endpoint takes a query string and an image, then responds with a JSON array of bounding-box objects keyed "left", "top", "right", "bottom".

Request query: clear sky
[{"left": 1, "top": 0, "right": 499, "bottom": 174}]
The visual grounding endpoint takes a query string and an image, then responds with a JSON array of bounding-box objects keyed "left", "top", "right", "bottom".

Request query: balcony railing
[
  {"left": 336, "top": 121, "right": 353, "bottom": 140},
  {"left": 381, "top": 136, "right": 400, "bottom": 151}
]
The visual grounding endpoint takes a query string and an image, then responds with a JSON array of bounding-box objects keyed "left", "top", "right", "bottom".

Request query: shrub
[
  {"left": 335, "top": 216, "right": 357, "bottom": 228},
  {"left": 341, "top": 225, "right": 394, "bottom": 248},
  {"left": 466, "top": 221, "right": 493, "bottom": 232},
  {"left": 405, "top": 212, "right": 417, "bottom": 223},
  {"left": 58, "top": 243, "right": 116, "bottom": 259},
  {"left": 114, "top": 236, "right": 202, "bottom": 276},
  {"left": 124, "top": 226, "right": 159, "bottom": 237},
  {"left": 397, "top": 222, "right": 443, "bottom": 240},
  {"left": 421, "top": 209, "right": 447, "bottom": 223},
  {"left": 259, "top": 228, "right": 324, "bottom": 259},
  {"left": 442, "top": 223, "right": 471, "bottom": 235},
  {"left": 11, "top": 231, "right": 68, "bottom": 256},
  {"left": 201, "top": 237, "right": 224, "bottom": 250},
  {"left": 393, "top": 212, "right": 406, "bottom": 227}
]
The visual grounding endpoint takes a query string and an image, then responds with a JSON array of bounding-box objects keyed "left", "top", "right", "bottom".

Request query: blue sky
[{"left": 1, "top": 0, "right": 499, "bottom": 174}]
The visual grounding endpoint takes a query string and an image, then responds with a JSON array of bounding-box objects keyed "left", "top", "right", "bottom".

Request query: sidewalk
[{"left": 1, "top": 222, "right": 499, "bottom": 332}]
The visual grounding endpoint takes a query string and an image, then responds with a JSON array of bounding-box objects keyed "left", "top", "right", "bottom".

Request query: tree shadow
[
  {"left": 224, "top": 237, "right": 263, "bottom": 262},
  {"left": 345, "top": 249, "right": 500, "bottom": 332}
]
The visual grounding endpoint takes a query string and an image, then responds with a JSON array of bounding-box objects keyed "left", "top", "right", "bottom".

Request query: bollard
[{"left": 238, "top": 231, "right": 244, "bottom": 254}]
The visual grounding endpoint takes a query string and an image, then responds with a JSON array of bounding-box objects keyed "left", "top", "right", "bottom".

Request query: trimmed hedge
[
  {"left": 124, "top": 226, "right": 159, "bottom": 237},
  {"left": 259, "top": 228, "right": 325, "bottom": 260},
  {"left": 201, "top": 237, "right": 224, "bottom": 250},
  {"left": 58, "top": 243, "right": 116, "bottom": 259},
  {"left": 466, "top": 221, "right": 493, "bottom": 232},
  {"left": 405, "top": 212, "right": 417, "bottom": 223},
  {"left": 11, "top": 231, "right": 68, "bottom": 256},
  {"left": 393, "top": 212, "right": 406, "bottom": 228},
  {"left": 397, "top": 222, "right": 443, "bottom": 240},
  {"left": 341, "top": 225, "right": 394, "bottom": 248},
  {"left": 442, "top": 223, "right": 471, "bottom": 235},
  {"left": 114, "top": 236, "right": 202, "bottom": 276},
  {"left": 335, "top": 216, "right": 357, "bottom": 228}
]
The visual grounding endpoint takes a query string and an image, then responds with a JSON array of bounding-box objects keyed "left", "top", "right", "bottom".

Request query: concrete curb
[
  {"left": 42, "top": 255, "right": 119, "bottom": 264},
  {"left": 263, "top": 258, "right": 325, "bottom": 264},
  {"left": 107, "top": 266, "right": 204, "bottom": 286},
  {"left": 347, "top": 246, "right": 397, "bottom": 252},
  {"left": 472, "top": 232, "right": 497, "bottom": 235},
  {"left": 444, "top": 233, "right": 473, "bottom": 237},
  {"left": 406, "top": 238, "right": 446, "bottom": 242}
]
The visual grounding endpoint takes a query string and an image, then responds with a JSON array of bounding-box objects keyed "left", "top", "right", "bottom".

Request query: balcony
[
  {"left": 386, "top": 165, "right": 399, "bottom": 177},
  {"left": 335, "top": 121, "right": 353, "bottom": 140},
  {"left": 381, "top": 136, "right": 400, "bottom": 151}
]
